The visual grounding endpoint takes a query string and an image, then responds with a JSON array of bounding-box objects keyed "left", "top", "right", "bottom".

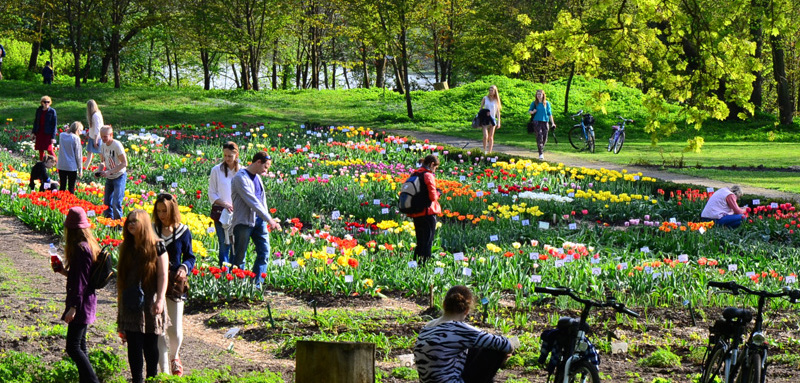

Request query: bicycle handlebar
[
  {"left": 535, "top": 286, "right": 639, "bottom": 317},
  {"left": 534, "top": 286, "right": 570, "bottom": 296},
  {"left": 616, "top": 116, "right": 634, "bottom": 123},
  {"left": 571, "top": 110, "right": 584, "bottom": 118},
  {"left": 707, "top": 280, "right": 800, "bottom": 300}
]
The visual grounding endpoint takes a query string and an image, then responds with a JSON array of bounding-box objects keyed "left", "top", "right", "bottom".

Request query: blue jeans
[
  {"left": 104, "top": 173, "right": 126, "bottom": 220},
  {"left": 214, "top": 220, "right": 231, "bottom": 267},
  {"left": 715, "top": 214, "right": 744, "bottom": 228},
  {"left": 232, "top": 218, "right": 270, "bottom": 286}
]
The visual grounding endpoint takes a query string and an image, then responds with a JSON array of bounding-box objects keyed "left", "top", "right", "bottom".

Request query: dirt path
[{"left": 390, "top": 129, "right": 800, "bottom": 203}]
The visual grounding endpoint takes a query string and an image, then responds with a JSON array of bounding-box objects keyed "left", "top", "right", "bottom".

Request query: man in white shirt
[{"left": 98, "top": 125, "right": 128, "bottom": 220}]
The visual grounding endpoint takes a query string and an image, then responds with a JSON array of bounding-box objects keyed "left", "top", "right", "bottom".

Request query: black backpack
[
  {"left": 582, "top": 113, "right": 595, "bottom": 126},
  {"left": 398, "top": 171, "right": 431, "bottom": 214},
  {"left": 89, "top": 245, "right": 115, "bottom": 290}
]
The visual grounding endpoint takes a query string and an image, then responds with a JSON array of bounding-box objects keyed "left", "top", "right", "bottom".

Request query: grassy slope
[{"left": 1, "top": 77, "right": 798, "bottom": 191}]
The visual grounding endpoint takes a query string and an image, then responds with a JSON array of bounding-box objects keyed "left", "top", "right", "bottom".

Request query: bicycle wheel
[
  {"left": 554, "top": 360, "right": 600, "bottom": 383},
  {"left": 612, "top": 131, "right": 625, "bottom": 154},
  {"left": 587, "top": 129, "right": 595, "bottom": 153},
  {"left": 700, "top": 344, "right": 727, "bottom": 383},
  {"left": 568, "top": 126, "right": 586, "bottom": 150},
  {"left": 736, "top": 352, "right": 762, "bottom": 383}
]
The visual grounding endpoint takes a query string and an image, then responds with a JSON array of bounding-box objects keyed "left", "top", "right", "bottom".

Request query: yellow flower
[{"left": 363, "top": 278, "right": 374, "bottom": 288}]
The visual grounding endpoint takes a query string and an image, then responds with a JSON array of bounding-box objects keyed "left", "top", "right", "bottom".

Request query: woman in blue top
[
  {"left": 152, "top": 193, "right": 195, "bottom": 376},
  {"left": 528, "top": 89, "right": 556, "bottom": 160},
  {"left": 57, "top": 122, "right": 84, "bottom": 194}
]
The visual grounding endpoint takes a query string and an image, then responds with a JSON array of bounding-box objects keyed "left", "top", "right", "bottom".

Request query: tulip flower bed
[{"left": 0, "top": 122, "right": 799, "bottom": 312}]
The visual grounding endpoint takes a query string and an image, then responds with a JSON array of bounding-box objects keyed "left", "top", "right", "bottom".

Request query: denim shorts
[{"left": 86, "top": 137, "right": 101, "bottom": 154}]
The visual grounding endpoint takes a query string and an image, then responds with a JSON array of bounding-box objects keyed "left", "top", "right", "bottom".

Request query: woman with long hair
[
  {"left": 152, "top": 193, "right": 195, "bottom": 376},
  {"left": 83, "top": 100, "right": 104, "bottom": 170},
  {"left": 414, "top": 285, "right": 517, "bottom": 383},
  {"left": 57, "top": 122, "right": 84, "bottom": 193},
  {"left": 58, "top": 207, "right": 100, "bottom": 383},
  {"left": 32, "top": 95, "right": 57, "bottom": 160},
  {"left": 208, "top": 141, "right": 240, "bottom": 266},
  {"left": 404, "top": 154, "right": 442, "bottom": 264},
  {"left": 117, "top": 209, "right": 169, "bottom": 383},
  {"left": 478, "top": 85, "right": 502, "bottom": 154},
  {"left": 528, "top": 89, "right": 556, "bottom": 160}
]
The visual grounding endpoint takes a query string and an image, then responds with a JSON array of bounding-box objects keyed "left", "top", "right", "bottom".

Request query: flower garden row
[{"left": 0, "top": 121, "right": 799, "bottom": 309}]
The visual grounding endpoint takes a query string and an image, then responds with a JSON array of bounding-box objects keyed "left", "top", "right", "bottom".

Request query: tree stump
[{"left": 296, "top": 341, "right": 375, "bottom": 383}]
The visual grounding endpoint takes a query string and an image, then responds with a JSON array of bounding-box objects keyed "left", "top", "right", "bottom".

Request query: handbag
[
  {"left": 167, "top": 270, "right": 189, "bottom": 300},
  {"left": 527, "top": 118, "right": 536, "bottom": 134},
  {"left": 210, "top": 205, "right": 225, "bottom": 222},
  {"left": 471, "top": 113, "right": 480, "bottom": 129},
  {"left": 122, "top": 282, "right": 145, "bottom": 311}
]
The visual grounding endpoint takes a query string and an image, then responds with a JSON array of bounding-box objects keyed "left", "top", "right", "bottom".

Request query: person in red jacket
[{"left": 406, "top": 155, "right": 442, "bottom": 264}]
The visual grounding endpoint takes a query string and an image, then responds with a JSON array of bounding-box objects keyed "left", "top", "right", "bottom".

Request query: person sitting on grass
[
  {"left": 701, "top": 185, "right": 746, "bottom": 228},
  {"left": 414, "top": 285, "right": 518, "bottom": 383},
  {"left": 29, "top": 154, "right": 59, "bottom": 192}
]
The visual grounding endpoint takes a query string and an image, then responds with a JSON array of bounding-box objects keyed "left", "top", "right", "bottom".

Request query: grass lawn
[{"left": 1, "top": 79, "right": 797, "bottom": 194}]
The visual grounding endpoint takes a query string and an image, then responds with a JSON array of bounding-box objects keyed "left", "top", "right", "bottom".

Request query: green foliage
[
  {"left": 390, "top": 366, "right": 419, "bottom": 380},
  {"left": 638, "top": 347, "right": 682, "bottom": 368},
  {"left": 0, "top": 349, "right": 125, "bottom": 383},
  {"left": 150, "top": 367, "right": 284, "bottom": 382}
]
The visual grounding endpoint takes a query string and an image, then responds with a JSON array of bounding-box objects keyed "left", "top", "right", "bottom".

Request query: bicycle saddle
[
  {"left": 722, "top": 307, "right": 753, "bottom": 323},
  {"left": 557, "top": 317, "right": 590, "bottom": 332}
]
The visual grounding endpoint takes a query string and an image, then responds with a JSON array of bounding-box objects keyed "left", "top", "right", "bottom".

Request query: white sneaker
[{"left": 538, "top": 154, "right": 544, "bottom": 160}]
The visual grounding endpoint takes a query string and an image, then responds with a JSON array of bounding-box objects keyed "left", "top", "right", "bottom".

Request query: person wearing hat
[{"left": 57, "top": 206, "right": 101, "bottom": 383}]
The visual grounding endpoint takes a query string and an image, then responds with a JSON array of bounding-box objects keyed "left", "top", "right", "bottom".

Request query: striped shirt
[{"left": 414, "top": 319, "right": 513, "bottom": 383}]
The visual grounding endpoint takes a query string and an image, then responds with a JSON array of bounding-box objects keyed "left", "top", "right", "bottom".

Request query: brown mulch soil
[{"left": 1, "top": 214, "right": 800, "bottom": 382}]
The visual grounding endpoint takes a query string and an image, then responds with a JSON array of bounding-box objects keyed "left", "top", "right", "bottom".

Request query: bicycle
[
  {"left": 535, "top": 286, "right": 639, "bottom": 383},
  {"left": 699, "top": 281, "right": 800, "bottom": 383},
  {"left": 607, "top": 116, "right": 633, "bottom": 154},
  {"left": 568, "top": 110, "right": 595, "bottom": 153}
]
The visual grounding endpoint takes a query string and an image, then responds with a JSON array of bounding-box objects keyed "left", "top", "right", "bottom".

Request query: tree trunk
[
  {"left": 201, "top": 48, "right": 211, "bottom": 90},
  {"left": 165, "top": 44, "right": 173, "bottom": 86},
  {"left": 82, "top": 46, "right": 91, "bottom": 83},
  {"left": 28, "top": 14, "right": 45, "bottom": 71},
  {"left": 249, "top": 47, "right": 260, "bottom": 91},
  {"left": 272, "top": 43, "right": 279, "bottom": 90},
  {"left": 147, "top": 38, "right": 154, "bottom": 79},
  {"left": 361, "top": 42, "right": 370, "bottom": 88},
  {"left": 771, "top": 35, "right": 794, "bottom": 125},
  {"left": 342, "top": 65, "right": 350, "bottom": 89},
  {"left": 112, "top": 31, "right": 122, "bottom": 88},
  {"left": 231, "top": 59, "right": 240, "bottom": 89},
  {"left": 432, "top": 28, "right": 440, "bottom": 83},
  {"left": 564, "top": 62, "right": 575, "bottom": 115},
  {"left": 390, "top": 57, "right": 405, "bottom": 94},
  {"left": 173, "top": 41, "right": 180, "bottom": 88},
  {"left": 749, "top": 0, "right": 764, "bottom": 110},
  {"left": 400, "top": 16, "right": 413, "bottom": 119},
  {"left": 240, "top": 52, "right": 250, "bottom": 90},
  {"left": 322, "top": 61, "right": 329, "bottom": 89},
  {"left": 375, "top": 57, "right": 386, "bottom": 88}
]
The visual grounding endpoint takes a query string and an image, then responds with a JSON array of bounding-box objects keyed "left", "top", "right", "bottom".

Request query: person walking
[
  {"left": 42, "top": 61, "right": 54, "bottom": 84},
  {"left": 478, "top": 85, "right": 502, "bottom": 154},
  {"left": 528, "top": 89, "right": 556, "bottom": 160},
  {"left": 0, "top": 43, "right": 6, "bottom": 80},
  {"left": 57, "top": 122, "right": 84, "bottom": 194},
  {"left": 98, "top": 125, "right": 128, "bottom": 220},
  {"left": 28, "top": 154, "right": 59, "bottom": 191},
  {"left": 405, "top": 155, "right": 442, "bottom": 264},
  {"left": 414, "top": 285, "right": 517, "bottom": 383},
  {"left": 57, "top": 207, "right": 101, "bottom": 383},
  {"left": 33, "top": 96, "right": 57, "bottom": 160},
  {"left": 701, "top": 185, "right": 746, "bottom": 228},
  {"left": 152, "top": 193, "right": 195, "bottom": 377},
  {"left": 83, "top": 100, "right": 104, "bottom": 170},
  {"left": 116, "top": 209, "right": 169, "bottom": 383},
  {"left": 208, "top": 141, "right": 240, "bottom": 267},
  {"left": 230, "top": 151, "right": 281, "bottom": 287}
]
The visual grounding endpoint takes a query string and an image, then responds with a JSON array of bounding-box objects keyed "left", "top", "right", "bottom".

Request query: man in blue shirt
[{"left": 230, "top": 151, "right": 281, "bottom": 287}]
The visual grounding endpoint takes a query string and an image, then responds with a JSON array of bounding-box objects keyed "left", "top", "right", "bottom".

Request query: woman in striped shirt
[{"left": 414, "top": 286, "right": 518, "bottom": 383}]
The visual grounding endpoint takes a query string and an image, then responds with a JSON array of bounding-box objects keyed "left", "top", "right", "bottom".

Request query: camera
[{"left": 94, "top": 171, "right": 102, "bottom": 178}]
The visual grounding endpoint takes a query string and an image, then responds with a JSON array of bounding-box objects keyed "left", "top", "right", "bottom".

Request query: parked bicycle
[
  {"left": 607, "top": 116, "right": 633, "bottom": 154},
  {"left": 700, "top": 281, "right": 800, "bottom": 383},
  {"left": 535, "top": 286, "right": 638, "bottom": 383},
  {"left": 568, "top": 110, "right": 595, "bottom": 153}
]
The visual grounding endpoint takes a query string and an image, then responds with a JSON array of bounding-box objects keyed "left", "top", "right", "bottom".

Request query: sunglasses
[
  {"left": 42, "top": 101, "right": 51, "bottom": 104},
  {"left": 157, "top": 193, "right": 174, "bottom": 201},
  {"left": 223, "top": 144, "right": 237, "bottom": 151}
]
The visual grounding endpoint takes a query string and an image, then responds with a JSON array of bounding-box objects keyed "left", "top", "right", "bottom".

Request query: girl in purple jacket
[{"left": 59, "top": 207, "right": 100, "bottom": 383}]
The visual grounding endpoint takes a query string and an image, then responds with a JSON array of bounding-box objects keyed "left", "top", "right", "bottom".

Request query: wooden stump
[
  {"left": 433, "top": 81, "right": 449, "bottom": 90},
  {"left": 296, "top": 341, "right": 375, "bottom": 383}
]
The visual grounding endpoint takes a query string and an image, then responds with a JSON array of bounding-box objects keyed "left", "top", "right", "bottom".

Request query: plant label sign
[
  {"left": 273, "top": 259, "right": 285, "bottom": 267},
  {"left": 664, "top": 271, "right": 673, "bottom": 277},
  {"left": 328, "top": 138, "right": 334, "bottom": 143},
  {"left": 344, "top": 275, "right": 353, "bottom": 283},
  {"left": 331, "top": 210, "right": 341, "bottom": 220},
  {"left": 652, "top": 273, "right": 662, "bottom": 279},
  {"left": 487, "top": 182, "right": 495, "bottom": 188},
  {"left": 156, "top": 176, "right": 164, "bottom": 182},
  {"left": 640, "top": 246, "right": 650, "bottom": 253},
  {"left": 434, "top": 267, "right": 444, "bottom": 275},
  {"left": 698, "top": 227, "right": 706, "bottom": 234},
  {"left": 291, "top": 261, "right": 299, "bottom": 269},
  {"left": 326, "top": 247, "right": 335, "bottom": 255},
  {"left": 462, "top": 268, "right": 472, "bottom": 277},
  {"left": 530, "top": 275, "right": 542, "bottom": 283},
  {"left": 512, "top": 215, "right": 519, "bottom": 221},
  {"left": 746, "top": 271, "right": 756, "bottom": 277},
  {"left": 539, "top": 221, "right": 550, "bottom": 230},
  {"left": 529, "top": 252, "right": 539, "bottom": 260},
  {"left": 206, "top": 227, "right": 215, "bottom": 234},
  {"left": 633, "top": 175, "right": 640, "bottom": 181},
  {"left": 669, "top": 217, "right": 677, "bottom": 223},
  {"left": 619, "top": 263, "right": 628, "bottom": 270},
  {"left": 786, "top": 275, "right": 797, "bottom": 284},
  {"left": 592, "top": 268, "right": 601, "bottom": 276},
  {"left": 591, "top": 257, "right": 600, "bottom": 264},
  {"left": 568, "top": 192, "right": 575, "bottom": 197},
  {"left": 476, "top": 191, "right": 484, "bottom": 197},
  {"left": 489, "top": 235, "right": 499, "bottom": 242},
  {"left": 771, "top": 202, "right": 779, "bottom": 209},
  {"left": 381, "top": 208, "right": 389, "bottom": 215},
  {"left": 555, "top": 260, "right": 565, "bottom": 268},
  {"left": 480, "top": 297, "right": 490, "bottom": 305},
  {"left": 644, "top": 266, "right": 653, "bottom": 274},
  {"left": 245, "top": 132, "right": 251, "bottom": 136},
  {"left": 460, "top": 176, "right": 466, "bottom": 181},
  {"left": 453, "top": 252, "right": 465, "bottom": 261},
  {"left": 490, "top": 157, "right": 497, "bottom": 163},
  {"left": 728, "top": 264, "right": 738, "bottom": 271},
  {"left": 290, "top": 170, "right": 297, "bottom": 175},
  {"left": 407, "top": 261, "right": 418, "bottom": 269},
  {"left": 707, "top": 187, "right": 715, "bottom": 193},
  {"left": 753, "top": 199, "right": 760, "bottom": 205},
  {"left": 180, "top": 168, "right": 187, "bottom": 173},
  {"left": 568, "top": 223, "right": 577, "bottom": 230},
  {"left": 522, "top": 220, "right": 530, "bottom": 226},
  {"left": 302, "top": 174, "right": 310, "bottom": 179},
  {"left": 235, "top": 131, "right": 241, "bottom": 136},
  {"left": 86, "top": 210, "right": 96, "bottom": 217},
  {"left": 373, "top": 199, "right": 381, "bottom": 205},
  {"left": 678, "top": 254, "right": 689, "bottom": 263},
  {"left": 171, "top": 182, "right": 178, "bottom": 188}
]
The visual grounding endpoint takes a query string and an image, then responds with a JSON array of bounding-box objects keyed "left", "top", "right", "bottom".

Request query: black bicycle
[
  {"left": 568, "top": 110, "right": 595, "bottom": 153},
  {"left": 535, "top": 286, "right": 638, "bottom": 383},
  {"left": 700, "top": 281, "right": 800, "bottom": 383}
]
